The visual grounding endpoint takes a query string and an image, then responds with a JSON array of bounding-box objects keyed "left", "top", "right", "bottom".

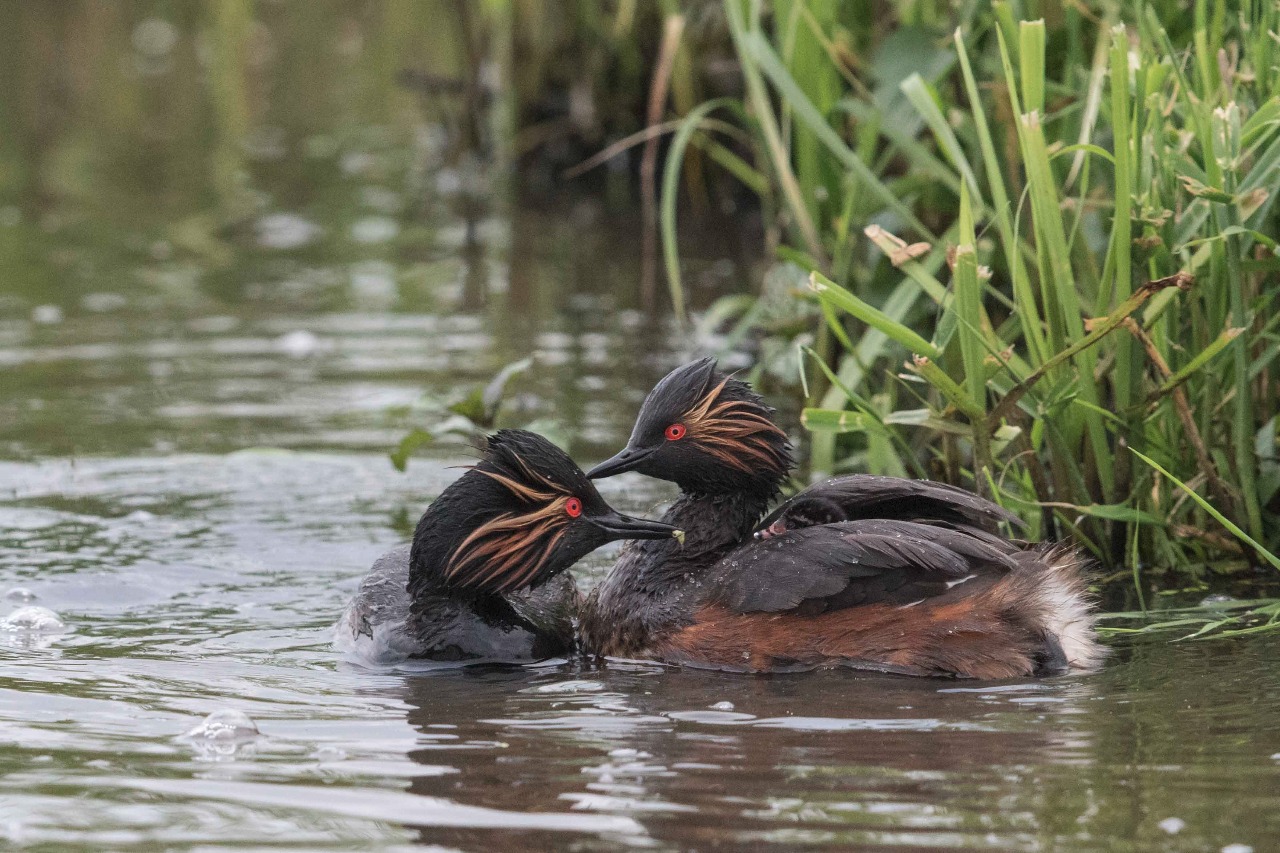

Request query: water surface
[
  {"left": 4, "top": 447, "right": 1280, "bottom": 852},
  {"left": 2, "top": 5, "right": 1279, "bottom": 852}
]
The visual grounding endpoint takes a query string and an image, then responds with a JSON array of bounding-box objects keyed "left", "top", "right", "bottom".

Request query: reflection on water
[
  {"left": 2, "top": 3, "right": 1279, "bottom": 852},
  {"left": 0, "top": 1, "right": 748, "bottom": 462},
  {"left": 3, "top": 458, "right": 1280, "bottom": 852}
]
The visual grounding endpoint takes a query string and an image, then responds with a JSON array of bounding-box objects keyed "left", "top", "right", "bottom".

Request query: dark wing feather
[
  {"left": 757, "top": 474, "right": 1021, "bottom": 536},
  {"left": 713, "top": 519, "right": 1019, "bottom": 614}
]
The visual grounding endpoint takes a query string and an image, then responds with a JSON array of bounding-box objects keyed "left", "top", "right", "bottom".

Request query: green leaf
[
  {"left": 1071, "top": 503, "right": 1167, "bottom": 525},
  {"left": 447, "top": 390, "right": 486, "bottom": 425},
  {"left": 1131, "top": 448, "right": 1280, "bottom": 571},
  {"left": 954, "top": 182, "right": 987, "bottom": 416},
  {"left": 958, "top": 24, "right": 1047, "bottom": 367},
  {"left": 390, "top": 429, "right": 435, "bottom": 472},
  {"left": 480, "top": 357, "right": 534, "bottom": 423},
  {"left": 900, "top": 73, "right": 980, "bottom": 201},
  {"left": 1179, "top": 175, "right": 1237, "bottom": 203},
  {"left": 1018, "top": 20, "right": 1046, "bottom": 115},
  {"left": 808, "top": 271, "right": 941, "bottom": 360},
  {"left": 1155, "top": 327, "right": 1245, "bottom": 397},
  {"left": 660, "top": 98, "right": 739, "bottom": 322},
  {"left": 801, "top": 408, "right": 874, "bottom": 434},
  {"left": 743, "top": 30, "right": 934, "bottom": 238}
]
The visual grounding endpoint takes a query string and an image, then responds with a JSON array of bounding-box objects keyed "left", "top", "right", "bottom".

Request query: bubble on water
[
  {"left": 275, "top": 330, "right": 320, "bottom": 358},
  {"left": 1199, "top": 594, "right": 1239, "bottom": 607},
  {"left": 710, "top": 701, "right": 735, "bottom": 711},
  {"left": 180, "top": 709, "right": 259, "bottom": 761},
  {"left": 31, "top": 305, "right": 63, "bottom": 325},
  {"left": 1221, "top": 845, "right": 1253, "bottom": 853},
  {"left": 1158, "top": 817, "right": 1185, "bottom": 835},
  {"left": 5, "top": 588, "right": 36, "bottom": 603},
  {"left": 604, "top": 742, "right": 655, "bottom": 758},
  {"left": 666, "top": 710, "right": 756, "bottom": 724},
  {"left": 0, "top": 606, "right": 65, "bottom": 650},
  {"left": 1, "top": 606, "right": 65, "bottom": 633},
  {"left": 182, "top": 709, "right": 260, "bottom": 742}
]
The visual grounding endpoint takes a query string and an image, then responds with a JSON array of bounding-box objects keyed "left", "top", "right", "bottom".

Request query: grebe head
[
  {"left": 411, "top": 429, "right": 679, "bottom": 595},
  {"left": 587, "top": 358, "right": 793, "bottom": 496}
]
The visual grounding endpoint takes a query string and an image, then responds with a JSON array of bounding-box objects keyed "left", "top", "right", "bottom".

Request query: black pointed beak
[
  {"left": 590, "top": 509, "right": 681, "bottom": 542},
  {"left": 586, "top": 445, "right": 655, "bottom": 480}
]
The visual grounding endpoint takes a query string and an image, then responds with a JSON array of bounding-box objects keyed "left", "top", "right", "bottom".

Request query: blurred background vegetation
[{"left": 1, "top": 1, "right": 1277, "bottom": 606}]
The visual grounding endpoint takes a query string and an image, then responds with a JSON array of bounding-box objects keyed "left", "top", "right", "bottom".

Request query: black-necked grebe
[
  {"left": 337, "top": 429, "right": 679, "bottom": 666},
  {"left": 580, "top": 359, "right": 1103, "bottom": 678}
]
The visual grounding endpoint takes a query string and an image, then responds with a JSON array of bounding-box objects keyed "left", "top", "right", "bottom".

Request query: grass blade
[
  {"left": 660, "top": 97, "right": 739, "bottom": 322},
  {"left": 808, "top": 271, "right": 940, "bottom": 360},
  {"left": 1131, "top": 449, "right": 1280, "bottom": 571}
]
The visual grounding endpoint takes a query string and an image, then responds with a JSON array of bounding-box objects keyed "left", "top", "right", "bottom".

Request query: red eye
[
  {"left": 565, "top": 497, "right": 582, "bottom": 518},
  {"left": 665, "top": 423, "right": 686, "bottom": 441}
]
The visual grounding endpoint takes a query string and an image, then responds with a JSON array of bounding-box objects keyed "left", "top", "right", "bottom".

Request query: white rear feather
[{"left": 1033, "top": 547, "right": 1106, "bottom": 671}]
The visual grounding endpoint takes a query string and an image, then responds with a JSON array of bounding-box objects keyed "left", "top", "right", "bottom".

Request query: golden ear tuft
[
  {"left": 443, "top": 505, "right": 569, "bottom": 593},
  {"left": 679, "top": 378, "right": 790, "bottom": 475}
]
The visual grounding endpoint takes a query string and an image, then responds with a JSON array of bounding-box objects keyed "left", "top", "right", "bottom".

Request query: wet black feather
[
  {"left": 713, "top": 519, "right": 1019, "bottom": 613},
  {"left": 756, "top": 474, "right": 1022, "bottom": 536}
]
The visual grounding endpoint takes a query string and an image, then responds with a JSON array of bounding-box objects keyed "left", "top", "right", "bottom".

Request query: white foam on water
[
  {"left": 1, "top": 606, "right": 65, "bottom": 633},
  {"left": 181, "top": 709, "right": 260, "bottom": 742}
]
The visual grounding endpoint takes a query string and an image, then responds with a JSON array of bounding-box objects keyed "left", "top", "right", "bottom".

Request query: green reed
[{"left": 660, "top": 1, "right": 1280, "bottom": 586}]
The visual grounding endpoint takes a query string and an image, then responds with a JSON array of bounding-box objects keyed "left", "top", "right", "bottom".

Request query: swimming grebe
[
  {"left": 337, "top": 429, "right": 679, "bottom": 666},
  {"left": 581, "top": 359, "right": 1103, "bottom": 679}
]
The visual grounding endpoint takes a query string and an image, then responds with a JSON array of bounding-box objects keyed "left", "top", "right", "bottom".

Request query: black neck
[
  {"left": 607, "top": 465, "right": 784, "bottom": 594},
  {"left": 406, "top": 545, "right": 449, "bottom": 600},
  {"left": 583, "top": 488, "right": 771, "bottom": 656},
  {"left": 597, "top": 488, "right": 772, "bottom": 602},
  {"left": 407, "top": 547, "right": 498, "bottom": 609},
  {"left": 406, "top": 559, "right": 539, "bottom": 633},
  {"left": 673, "top": 486, "right": 775, "bottom": 541}
]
